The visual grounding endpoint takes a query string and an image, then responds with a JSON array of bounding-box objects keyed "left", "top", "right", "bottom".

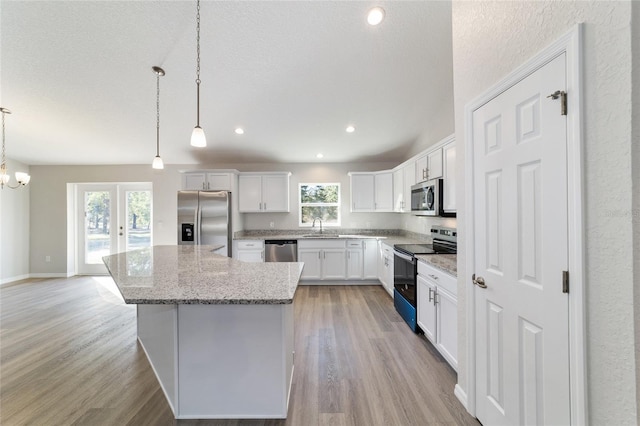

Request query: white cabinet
[
  {"left": 442, "top": 141, "right": 456, "bottom": 213},
  {"left": 377, "top": 242, "right": 394, "bottom": 297},
  {"left": 346, "top": 240, "right": 363, "bottom": 279},
  {"left": 393, "top": 168, "right": 404, "bottom": 212},
  {"left": 238, "top": 172, "right": 291, "bottom": 212},
  {"left": 403, "top": 162, "right": 415, "bottom": 209},
  {"left": 363, "top": 239, "right": 378, "bottom": 279},
  {"left": 417, "top": 261, "right": 457, "bottom": 370},
  {"left": 233, "top": 240, "right": 264, "bottom": 262},
  {"left": 349, "top": 173, "right": 375, "bottom": 211},
  {"left": 415, "top": 148, "right": 443, "bottom": 183},
  {"left": 298, "top": 240, "right": 346, "bottom": 280},
  {"left": 182, "top": 171, "right": 237, "bottom": 191},
  {"left": 349, "top": 171, "right": 393, "bottom": 212}
]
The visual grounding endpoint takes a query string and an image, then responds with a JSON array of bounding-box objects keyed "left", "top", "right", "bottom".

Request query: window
[{"left": 299, "top": 183, "right": 341, "bottom": 227}]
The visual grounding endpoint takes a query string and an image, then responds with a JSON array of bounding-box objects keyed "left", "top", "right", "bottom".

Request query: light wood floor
[{"left": 1, "top": 277, "right": 478, "bottom": 426}]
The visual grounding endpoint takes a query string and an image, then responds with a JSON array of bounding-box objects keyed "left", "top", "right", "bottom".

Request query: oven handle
[{"left": 393, "top": 250, "right": 415, "bottom": 264}]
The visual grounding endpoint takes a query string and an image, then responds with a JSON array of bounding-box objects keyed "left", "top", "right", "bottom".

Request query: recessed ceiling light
[
  {"left": 346, "top": 125, "right": 355, "bottom": 133},
  {"left": 316, "top": 153, "right": 324, "bottom": 159},
  {"left": 367, "top": 7, "right": 385, "bottom": 26},
  {"left": 235, "top": 128, "right": 244, "bottom": 135}
]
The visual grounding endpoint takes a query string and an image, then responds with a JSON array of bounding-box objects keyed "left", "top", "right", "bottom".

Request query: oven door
[{"left": 393, "top": 250, "right": 417, "bottom": 306}]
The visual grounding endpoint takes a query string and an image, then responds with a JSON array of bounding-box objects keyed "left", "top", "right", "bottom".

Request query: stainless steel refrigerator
[{"left": 177, "top": 191, "right": 232, "bottom": 256}]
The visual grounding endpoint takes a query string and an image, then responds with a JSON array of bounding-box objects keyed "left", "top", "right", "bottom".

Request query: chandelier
[{"left": 0, "top": 107, "right": 31, "bottom": 190}]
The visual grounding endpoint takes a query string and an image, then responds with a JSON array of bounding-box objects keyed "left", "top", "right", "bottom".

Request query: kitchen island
[{"left": 103, "top": 245, "right": 304, "bottom": 420}]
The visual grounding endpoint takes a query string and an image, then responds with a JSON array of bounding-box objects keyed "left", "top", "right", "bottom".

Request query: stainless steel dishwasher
[{"left": 264, "top": 240, "right": 298, "bottom": 262}]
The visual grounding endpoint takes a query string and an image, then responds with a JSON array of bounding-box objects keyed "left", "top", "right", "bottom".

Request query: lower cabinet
[
  {"left": 377, "top": 242, "right": 394, "bottom": 297},
  {"left": 298, "top": 240, "right": 346, "bottom": 280},
  {"left": 233, "top": 240, "right": 264, "bottom": 262},
  {"left": 417, "top": 261, "right": 457, "bottom": 371}
]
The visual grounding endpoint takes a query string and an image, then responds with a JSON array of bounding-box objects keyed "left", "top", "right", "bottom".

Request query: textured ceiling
[{"left": 1, "top": 1, "right": 453, "bottom": 165}]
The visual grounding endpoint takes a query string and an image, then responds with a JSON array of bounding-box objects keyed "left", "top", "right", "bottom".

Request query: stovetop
[{"left": 394, "top": 242, "right": 456, "bottom": 256}]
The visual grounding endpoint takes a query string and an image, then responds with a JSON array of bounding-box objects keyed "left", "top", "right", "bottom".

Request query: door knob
[{"left": 472, "top": 273, "right": 487, "bottom": 289}]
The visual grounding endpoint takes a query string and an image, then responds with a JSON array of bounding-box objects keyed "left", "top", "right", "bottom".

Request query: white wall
[
  {"left": 632, "top": 3, "right": 640, "bottom": 422},
  {"left": 0, "top": 158, "right": 30, "bottom": 284},
  {"left": 452, "top": 1, "right": 636, "bottom": 423}
]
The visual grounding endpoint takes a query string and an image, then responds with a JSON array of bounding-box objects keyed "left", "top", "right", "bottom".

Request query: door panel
[
  {"left": 473, "top": 53, "right": 570, "bottom": 425},
  {"left": 199, "top": 191, "right": 230, "bottom": 256}
]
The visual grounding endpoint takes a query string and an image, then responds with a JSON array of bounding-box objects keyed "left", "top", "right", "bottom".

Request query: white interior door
[
  {"left": 77, "top": 183, "right": 152, "bottom": 275},
  {"left": 472, "top": 53, "right": 570, "bottom": 425}
]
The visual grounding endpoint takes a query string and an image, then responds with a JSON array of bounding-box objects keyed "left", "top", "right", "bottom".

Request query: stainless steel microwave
[{"left": 411, "top": 179, "right": 442, "bottom": 216}]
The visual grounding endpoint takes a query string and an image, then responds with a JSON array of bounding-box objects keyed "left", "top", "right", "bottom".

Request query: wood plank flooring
[{"left": 0, "top": 277, "right": 477, "bottom": 426}]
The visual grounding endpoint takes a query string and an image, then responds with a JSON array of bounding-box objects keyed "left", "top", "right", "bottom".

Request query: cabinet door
[
  {"left": 415, "top": 155, "right": 428, "bottom": 183},
  {"left": 377, "top": 242, "right": 387, "bottom": 285},
  {"left": 236, "top": 250, "right": 263, "bottom": 263},
  {"left": 435, "top": 286, "right": 457, "bottom": 370},
  {"left": 350, "top": 174, "right": 375, "bottom": 211},
  {"left": 346, "top": 248, "right": 363, "bottom": 279},
  {"left": 393, "top": 168, "right": 404, "bottom": 212},
  {"left": 442, "top": 142, "right": 456, "bottom": 213},
  {"left": 322, "top": 249, "right": 346, "bottom": 280},
  {"left": 403, "top": 162, "right": 414, "bottom": 212},
  {"left": 182, "top": 173, "right": 207, "bottom": 190},
  {"left": 417, "top": 275, "right": 437, "bottom": 342},
  {"left": 362, "top": 240, "right": 378, "bottom": 279},
  {"left": 263, "top": 174, "right": 290, "bottom": 212},
  {"left": 298, "top": 249, "right": 322, "bottom": 280},
  {"left": 385, "top": 252, "right": 394, "bottom": 296},
  {"left": 238, "top": 175, "right": 263, "bottom": 212},
  {"left": 374, "top": 172, "right": 393, "bottom": 212},
  {"left": 427, "top": 148, "right": 443, "bottom": 180},
  {"left": 206, "top": 173, "right": 232, "bottom": 191}
]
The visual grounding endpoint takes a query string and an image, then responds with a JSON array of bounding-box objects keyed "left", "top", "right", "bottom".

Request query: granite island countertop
[{"left": 103, "top": 245, "right": 304, "bottom": 305}]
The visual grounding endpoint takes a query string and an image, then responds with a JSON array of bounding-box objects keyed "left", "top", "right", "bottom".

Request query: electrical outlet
[
  {"left": 45, "top": 255, "right": 51, "bottom": 262},
  {"left": 269, "top": 221, "right": 275, "bottom": 229}
]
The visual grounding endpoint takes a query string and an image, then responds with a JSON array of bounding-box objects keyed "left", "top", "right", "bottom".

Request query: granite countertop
[
  {"left": 416, "top": 254, "right": 457, "bottom": 276},
  {"left": 103, "top": 245, "right": 304, "bottom": 305},
  {"left": 234, "top": 229, "right": 431, "bottom": 246}
]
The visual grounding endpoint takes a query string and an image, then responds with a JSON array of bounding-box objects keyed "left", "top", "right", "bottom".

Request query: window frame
[{"left": 298, "top": 182, "right": 341, "bottom": 227}]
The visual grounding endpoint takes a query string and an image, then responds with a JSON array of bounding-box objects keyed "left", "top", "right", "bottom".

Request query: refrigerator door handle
[{"left": 196, "top": 201, "right": 201, "bottom": 245}]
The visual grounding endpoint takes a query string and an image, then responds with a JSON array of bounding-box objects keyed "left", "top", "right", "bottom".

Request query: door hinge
[
  {"left": 547, "top": 90, "right": 567, "bottom": 116},
  {"left": 562, "top": 270, "right": 569, "bottom": 293}
]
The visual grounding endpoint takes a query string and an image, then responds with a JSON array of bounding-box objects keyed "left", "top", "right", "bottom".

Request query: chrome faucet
[{"left": 312, "top": 217, "right": 323, "bottom": 234}]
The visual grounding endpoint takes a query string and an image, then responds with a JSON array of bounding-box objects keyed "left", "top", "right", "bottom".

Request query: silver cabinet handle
[
  {"left": 428, "top": 287, "right": 434, "bottom": 302},
  {"left": 472, "top": 273, "right": 487, "bottom": 289},
  {"left": 428, "top": 274, "right": 439, "bottom": 280}
]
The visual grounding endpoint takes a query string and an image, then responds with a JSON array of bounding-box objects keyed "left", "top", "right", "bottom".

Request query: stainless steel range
[{"left": 393, "top": 226, "right": 457, "bottom": 332}]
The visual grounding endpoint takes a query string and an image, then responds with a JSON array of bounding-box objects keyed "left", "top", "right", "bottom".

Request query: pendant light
[
  {"left": 152, "top": 66, "right": 165, "bottom": 169},
  {"left": 0, "top": 107, "right": 31, "bottom": 190},
  {"left": 190, "top": 0, "right": 206, "bottom": 147}
]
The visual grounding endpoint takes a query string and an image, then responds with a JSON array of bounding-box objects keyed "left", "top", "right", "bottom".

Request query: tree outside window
[{"left": 299, "top": 183, "right": 341, "bottom": 227}]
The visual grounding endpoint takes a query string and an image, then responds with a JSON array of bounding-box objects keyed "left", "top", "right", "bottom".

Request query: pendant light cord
[
  {"left": 156, "top": 71, "right": 161, "bottom": 156},
  {"left": 1, "top": 110, "right": 6, "bottom": 176},
  {"left": 195, "top": 0, "right": 201, "bottom": 127}
]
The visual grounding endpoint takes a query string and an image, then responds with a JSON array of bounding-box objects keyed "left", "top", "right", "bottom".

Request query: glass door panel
[
  {"left": 85, "top": 191, "right": 112, "bottom": 264},
  {"left": 125, "top": 190, "right": 152, "bottom": 251}
]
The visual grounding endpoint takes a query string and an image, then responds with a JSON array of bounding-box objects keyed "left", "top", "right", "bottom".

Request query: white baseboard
[
  {"left": 454, "top": 384, "right": 468, "bottom": 410},
  {"left": 29, "top": 273, "right": 70, "bottom": 279},
  {"left": 0, "top": 274, "right": 30, "bottom": 286}
]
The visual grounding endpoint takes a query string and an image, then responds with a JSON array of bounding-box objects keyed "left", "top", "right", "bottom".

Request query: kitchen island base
[{"left": 137, "top": 303, "right": 294, "bottom": 419}]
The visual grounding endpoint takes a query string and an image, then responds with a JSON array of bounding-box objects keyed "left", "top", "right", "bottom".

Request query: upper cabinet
[
  {"left": 238, "top": 172, "right": 291, "bottom": 212},
  {"left": 442, "top": 140, "right": 456, "bottom": 213},
  {"left": 415, "top": 148, "right": 443, "bottom": 184},
  {"left": 181, "top": 170, "right": 238, "bottom": 191},
  {"left": 392, "top": 161, "right": 416, "bottom": 213},
  {"left": 349, "top": 171, "right": 393, "bottom": 212}
]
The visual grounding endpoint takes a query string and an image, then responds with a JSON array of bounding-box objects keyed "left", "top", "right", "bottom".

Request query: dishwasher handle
[{"left": 264, "top": 240, "right": 298, "bottom": 245}]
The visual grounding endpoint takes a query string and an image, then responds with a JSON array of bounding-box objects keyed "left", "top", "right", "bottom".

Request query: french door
[{"left": 77, "top": 183, "right": 152, "bottom": 275}]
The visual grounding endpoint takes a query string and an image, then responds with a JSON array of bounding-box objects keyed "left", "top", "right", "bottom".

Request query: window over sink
[{"left": 299, "top": 183, "right": 341, "bottom": 227}]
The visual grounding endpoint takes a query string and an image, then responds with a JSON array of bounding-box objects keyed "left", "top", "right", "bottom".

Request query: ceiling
[{"left": 1, "top": 1, "right": 453, "bottom": 166}]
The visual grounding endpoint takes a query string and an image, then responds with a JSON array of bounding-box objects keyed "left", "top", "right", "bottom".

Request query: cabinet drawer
[
  {"left": 346, "top": 240, "right": 363, "bottom": 248},
  {"left": 298, "top": 239, "right": 346, "bottom": 249},
  {"left": 418, "top": 261, "right": 456, "bottom": 295},
  {"left": 236, "top": 240, "right": 264, "bottom": 249}
]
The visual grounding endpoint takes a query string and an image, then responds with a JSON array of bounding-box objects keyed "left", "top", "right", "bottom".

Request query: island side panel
[
  {"left": 137, "top": 304, "right": 179, "bottom": 414},
  {"left": 177, "top": 303, "right": 293, "bottom": 419}
]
